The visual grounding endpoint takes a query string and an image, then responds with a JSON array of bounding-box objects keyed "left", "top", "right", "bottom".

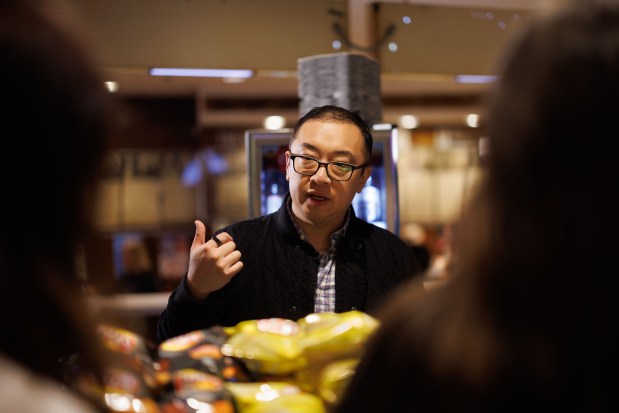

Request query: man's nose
[{"left": 312, "top": 164, "right": 331, "bottom": 183}]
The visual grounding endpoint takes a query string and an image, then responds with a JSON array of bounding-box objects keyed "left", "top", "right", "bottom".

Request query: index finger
[{"left": 210, "top": 231, "right": 232, "bottom": 248}]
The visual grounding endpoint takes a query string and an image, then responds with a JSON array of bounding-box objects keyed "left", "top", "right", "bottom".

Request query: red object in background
[{"left": 276, "top": 145, "right": 288, "bottom": 173}]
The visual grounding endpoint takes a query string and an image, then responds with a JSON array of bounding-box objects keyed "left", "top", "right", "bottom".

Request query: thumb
[{"left": 192, "top": 219, "right": 206, "bottom": 247}]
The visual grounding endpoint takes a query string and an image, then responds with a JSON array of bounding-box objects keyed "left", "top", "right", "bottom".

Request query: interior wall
[
  {"left": 87, "top": 97, "right": 483, "bottom": 292},
  {"left": 95, "top": 98, "right": 484, "bottom": 231}
]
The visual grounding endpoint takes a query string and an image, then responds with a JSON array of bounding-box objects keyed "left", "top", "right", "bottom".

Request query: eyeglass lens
[{"left": 293, "top": 156, "right": 354, "bottom": 181}]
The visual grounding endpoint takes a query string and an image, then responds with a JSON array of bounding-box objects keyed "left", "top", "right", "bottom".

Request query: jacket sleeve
[{"left": 155, "top": 275, "right": 225, "bottom": 343}]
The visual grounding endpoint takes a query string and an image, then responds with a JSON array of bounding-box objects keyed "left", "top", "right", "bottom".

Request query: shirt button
[
  {"left": 357, "top": 244, "right": 363, "bottom": 250},
  {"left": 351, "top": 307, "right": 357, "bottom": 311},
  {"left": 290, "top": 306, "right": 297, "bottom": 313}
]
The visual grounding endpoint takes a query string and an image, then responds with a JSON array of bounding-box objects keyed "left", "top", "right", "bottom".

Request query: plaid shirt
[{"left": 287, "top": 199, "right": 349, "bottom": 313}]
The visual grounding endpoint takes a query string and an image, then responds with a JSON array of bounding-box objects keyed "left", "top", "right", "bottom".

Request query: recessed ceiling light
[
  {"left": 465, "top": 113, "right": 480, "bottom": 128},
  {"left": 104, "top": 81, "right": 118, "bottom": 93},
  {"left": 264, "top": 115, "right": 286, "bottom": 130},
  {"left": 399, "top": 115, "right": 418, "bottom": 129},
  {"left": 149, "top": 68, "right": 253, "bottom": 78}
]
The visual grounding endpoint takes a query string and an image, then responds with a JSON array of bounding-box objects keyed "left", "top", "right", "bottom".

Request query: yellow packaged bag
[
  {"left": 297, "top": 311, "right": 378, "bottom": 363},
  {"left": 225, "top": 382, "right": 325, "bottom": 413},
  {"left": 221, "top": 318, "right": 306, "bottom": 376}
]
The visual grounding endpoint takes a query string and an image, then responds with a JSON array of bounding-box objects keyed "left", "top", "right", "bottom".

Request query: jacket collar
[{"left": 274, "top": 192, "right": 364, "bottom": 244}]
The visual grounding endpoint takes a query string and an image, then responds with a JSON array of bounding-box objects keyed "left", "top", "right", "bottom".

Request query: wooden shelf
[{"left": 90, "top": 292, "right": 170, "bottom": 317}]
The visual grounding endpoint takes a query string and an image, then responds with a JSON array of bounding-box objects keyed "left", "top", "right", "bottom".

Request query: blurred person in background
[
  {"left": 333, "top": 0, "right": 619, "bottom": 411},
  {"left": 117, "top": 237, "right": 159, "bottom": 293},
  {"left": 399, "top": 222, "right": 431, "bottom": 277},
  {"left": 157, "top": 105, "right": 423, "bottom": 342},
  {"left": 0, "top": 1, "right": 113, "bottom": 411}
]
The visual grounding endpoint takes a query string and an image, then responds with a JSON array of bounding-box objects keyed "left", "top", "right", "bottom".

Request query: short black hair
[{"left": 291, "top": 105, "right": 373, "bottom": 161}]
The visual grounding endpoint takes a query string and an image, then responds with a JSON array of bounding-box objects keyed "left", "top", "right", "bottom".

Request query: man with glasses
[{"left": 157, "top": 105, "right": 421, "bottom": 343}]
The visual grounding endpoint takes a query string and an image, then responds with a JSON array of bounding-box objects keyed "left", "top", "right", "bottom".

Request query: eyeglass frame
[{"left": 289, "top": 153, "right": 370, "bottom": 181}]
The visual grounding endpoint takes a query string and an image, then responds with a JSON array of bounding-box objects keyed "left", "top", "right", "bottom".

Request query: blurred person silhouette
[
  {"left": 409, "top": 244, "right": 430, "bottom": 276},
  {"left": 117, "top": 237, "right": 159, "bottom": 293},
  {"left": 333, "top": 1, "right": 619, "bottom": 412},
  {"left": 399, "top": 222, "right": 431, "bottom": 277},
  {"left": 157, "top": 105, "right": 422, "bottom": 342},
  {"left": 0, "top": 1, "right": 112, "bottom": 411},
  {"left": 157, "top": 234, "right": 193, "bottom": 292}
]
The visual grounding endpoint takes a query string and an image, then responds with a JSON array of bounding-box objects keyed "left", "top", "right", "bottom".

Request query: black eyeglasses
[{"left": 289, "top": 154, "right": 369, "bottom": 181}]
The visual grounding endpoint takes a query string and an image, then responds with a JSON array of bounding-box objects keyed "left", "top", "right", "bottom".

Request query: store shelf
[{"left": 91, "top": 292, "right": 170, "bottom": 317}]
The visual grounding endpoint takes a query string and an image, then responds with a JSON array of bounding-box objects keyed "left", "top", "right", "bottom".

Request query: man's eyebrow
[{"left": 296, "top": 142, "right": 356, "bottom": 160}]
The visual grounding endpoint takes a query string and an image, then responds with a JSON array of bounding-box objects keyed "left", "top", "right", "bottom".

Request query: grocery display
[{"left": 65, "top": 311, "right": 378, "bottom": 413}]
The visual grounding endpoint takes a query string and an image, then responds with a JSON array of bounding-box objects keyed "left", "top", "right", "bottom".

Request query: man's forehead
[
  {"left": 295, "top": 121, "right": 362, "bottom": 141},
  {"left": 293, "top": 142, "right": 356, "bottom": 158}
]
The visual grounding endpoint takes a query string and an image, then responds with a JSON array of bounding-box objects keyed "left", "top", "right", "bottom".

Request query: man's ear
[
  {"left": 356, "top": 166, "right": 372, "bottom": 193},
  {"left": 285, "top": 150, "right": 291, "bottom": 181}
]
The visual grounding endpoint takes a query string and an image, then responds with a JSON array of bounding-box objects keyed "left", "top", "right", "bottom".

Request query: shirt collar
[{"left": 285, "top": 196, "right": 350, "bottom": 244}]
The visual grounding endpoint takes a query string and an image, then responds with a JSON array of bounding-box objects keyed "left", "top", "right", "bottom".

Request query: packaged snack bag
[
  {"left": 225, "top": 382, "right": 325, "bottom": 413},
  {"left": 158, "top": 327, "right": 252, "bottom": 384},
  {"left": 159, "top": 397, "right": 235, "bottom": 413},
  {"left": 158, "top": 328, "right": 226, "bottom": 374},
  {"left": 104, "top": 393, "right": 161, "bottom": 413},
  {"left": 221, "top": 318, "right": 305, "bottom": 376},
  {"left": 98, "top": 324, "right": 156, "bottom": 372},
  {"left": 97, "top": 324, "right": 160, "bottom": 398},
  {"left": 67, "top": 325, "right": 161, "bottom": 412},
  {"left": 172, "top": 368, "right": 227, "bottom": 401},
  {"left": 315, "top": 358, "right": 359, "bottom": 406},
  {"left": 293, "top": 311, "right": 377, "bottom": 393},
  {"left": 157, "top": 368, "right": 237, "bottom": 412},
  {"left": 297, "top": 311, "right": 378, "bottom": 363}
]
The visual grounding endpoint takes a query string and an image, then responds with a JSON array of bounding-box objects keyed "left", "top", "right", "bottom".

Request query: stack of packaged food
[{"left": 66, "top": 311, "right": 378, "bottom": 413}]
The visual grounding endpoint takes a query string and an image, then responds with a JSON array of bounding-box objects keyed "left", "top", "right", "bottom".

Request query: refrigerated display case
[{"left": 245, "top": 126, "right": 400, "bottom": 234}]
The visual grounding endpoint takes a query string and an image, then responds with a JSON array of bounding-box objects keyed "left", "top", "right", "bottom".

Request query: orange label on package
[
  {"left": 172, "top": 368, "right": 224, "bottom": 393},
  {"left": 189, "top": 343, "right": 222, "bottom": 360},
  {"left": 160, "top": 330, "right": 206, "bottom": 353},
  {"left": 98, "top": 325, "right": 139, "bottom": 354}
]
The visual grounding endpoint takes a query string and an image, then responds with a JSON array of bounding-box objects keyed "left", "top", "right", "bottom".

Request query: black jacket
[{"left": 156, "top": 195, "right": 420, "bottom": 343}]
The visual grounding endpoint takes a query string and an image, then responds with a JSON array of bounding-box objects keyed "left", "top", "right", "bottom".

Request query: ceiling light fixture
[
  {"left": 264, "top": 115, "right": 286, "bottom": 130},
  {"left": 372, "top": 123, "right": 394, "bottom": 131},
  {"left": 149, "top": 68, "right": 253, "bottom": 78},
  {"left": 104, "top": 81, "right": 118, "bottom": 92},
  {"left": 399, "top": 114, "right": 418, "bottom": 129},
  {"left": 454, "top": 74, "right": 498, "bottom": 84},
  {"left": 465, "top": 113, "right": 480, "bottom": 128}
]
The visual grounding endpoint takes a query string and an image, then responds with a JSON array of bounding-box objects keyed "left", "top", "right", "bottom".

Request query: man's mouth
[{"left": 308, "top": 193, "right": 328, "bottom": 201}]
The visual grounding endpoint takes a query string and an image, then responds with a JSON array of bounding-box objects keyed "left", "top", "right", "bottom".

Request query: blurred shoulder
[{"left": 0, "top": 355, "right": 99, "bottom": 413}]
